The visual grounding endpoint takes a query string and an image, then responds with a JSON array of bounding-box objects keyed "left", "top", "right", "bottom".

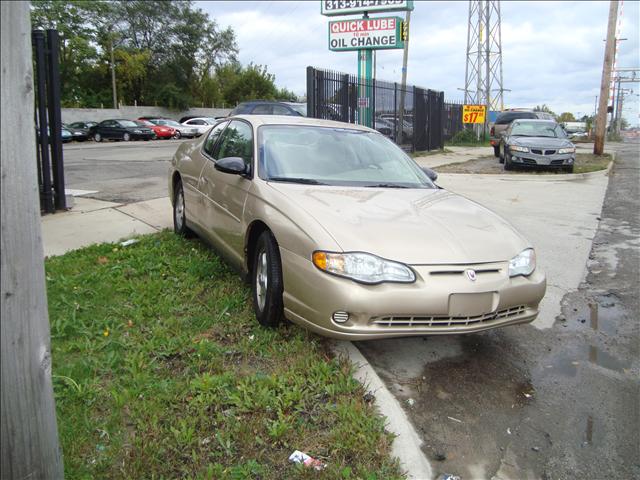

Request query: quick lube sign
[{"left": 329, "top": 17, "right": 403, "bottom": 51}]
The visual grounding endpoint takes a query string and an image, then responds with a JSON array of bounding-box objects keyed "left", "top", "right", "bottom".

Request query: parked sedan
[
  {"left": 148, "top": 119, "right": 198, "bottom": 138},
  {"left": 136, "top": 119, "right": 176, "bottom": 139},
  {"left": 62, "top": 123, "right": 89, "bottom": 142},
  {"left": 89, "top": 119, "right": 155, "bottom": 142},
  {"left": 180, "top": 117, "right": 217, "bottom": 136},
  {"left": 499, "top": 119, "right": 576, "bottom": 172},
  {"left": 169, "top": 116, "right": 546, "bottom": 340}
]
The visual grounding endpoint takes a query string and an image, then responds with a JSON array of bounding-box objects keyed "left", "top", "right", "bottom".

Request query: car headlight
[
  {"left": 133, "top": 129, "right": 142, "bottom": 133},
  {"left": 510, "top": 145, "right": 529, "bottom": 153},
  {"left": 312, "top": 251, "right": 415, "bottom": 284},
  {"left": 509, "top": 248, "right": 536, "bottom": 277},
  {"left": 558, "top": 147, "right": 575, "bottom": 154}
]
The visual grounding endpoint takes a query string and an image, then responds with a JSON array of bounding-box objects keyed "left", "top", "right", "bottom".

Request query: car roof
[
  {"left": 512, "top": 119, "right": 558, "bottom": 123},
  {"left": 228, "top": 114, "right": 374, "bottom": 132}
]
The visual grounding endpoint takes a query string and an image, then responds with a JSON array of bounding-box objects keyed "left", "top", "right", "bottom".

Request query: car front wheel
[
  {"left": 123, "top": 132, "right": 131, "bottom": 141},
  {"left": 173, "top": 179, "right": 194, "bottom": 238},
  {"left": 504, "top": 151, "right": 513, "bottom": 170},
  {"left": 94, "top": 132, "right": 102, "bottom": 142},
  {"left": 252, "top": 231, "right": 284, "bottom": 328}
]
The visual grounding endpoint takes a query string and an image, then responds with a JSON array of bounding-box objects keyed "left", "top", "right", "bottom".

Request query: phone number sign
[
  {"left": 329, "top": 17, "right": 403, "bottom": 51},
  {"left": 321, "top": 0, "right": 413, "bottom": 16},
  {"left": 463, "top": 105, "right": 487, "bottom": 124}
]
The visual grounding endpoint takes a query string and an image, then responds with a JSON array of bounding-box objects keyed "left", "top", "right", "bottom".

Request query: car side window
[
  {"left": 272, "top": 105, "right": 291, "bottom": 115},
  {"left": 252, "top": 105, "right": 272, "bottom": 114},
  {"left": 190, "top": 119, "right": 205, "bottom": 125},
  {"left": 215, "top": 120, "right": 253, "bottom": 166},
  {"left": 203, "top": 121, "right": 228, "bottom": 158}
]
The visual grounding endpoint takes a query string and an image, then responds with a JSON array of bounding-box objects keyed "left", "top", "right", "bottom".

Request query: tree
[
  {"left": 558, "top": 112, "right": 576, "bottom": 123},
  {"left": 534, "top": 104, "right": 556, "bottom": 118}
]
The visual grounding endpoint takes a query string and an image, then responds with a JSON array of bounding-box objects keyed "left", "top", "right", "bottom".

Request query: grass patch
[
  {"left": 573, "top": 152, "right": 612, "bottom": 174},
  {"left": 46, "top": 231, "right": 403, "bottom": 479},
  {"left": 410, "top": 148, "right": 453, "bottom": 158}
]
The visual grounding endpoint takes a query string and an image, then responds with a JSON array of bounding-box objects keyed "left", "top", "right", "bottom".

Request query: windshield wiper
[
  {"left": 267, "top": 177, "right": 326, "bottom": 185},
  {"left": 364, "top": 183, "right": 409, "bottom": 188}
]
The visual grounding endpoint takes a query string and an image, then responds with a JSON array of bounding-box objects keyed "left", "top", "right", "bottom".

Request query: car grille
[
  {"left": 522, "top": 158, "right": 537, "bottom": 164},
  {"left": 530, "top": 149, "right": 557, "bottom": 155},
  {"left": 371, "top": 305, "right": 527, "bottom": 328},
  {"left": 550, "top": 159, "right": 565, "bottom": 165}
]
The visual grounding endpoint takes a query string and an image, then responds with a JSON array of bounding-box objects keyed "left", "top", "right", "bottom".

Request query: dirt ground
[{"left": 435, "top": 153, "right": 611, "bottom": 175}]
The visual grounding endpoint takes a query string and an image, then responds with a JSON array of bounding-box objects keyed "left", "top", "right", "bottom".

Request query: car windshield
[
  {"left": 511, "top": 122, "right": 566, "bottom": 138},
  {"left": 287, "top": 104, "right": 307, "bottom": 116},
  {"left": 259, "top": 126, "right": 435, "bottom": 188},
  {"left": 158, "top": 120, "right": 180, "bottom": 127},
  {"left": 137, "top": 119, "right": 153, "bottom": 126},
  {"left": 119, "top": 120, "right": 138, "bottom": 127},
  {"left": 133, "top": 121, "right": 148, "bottom": 127}
]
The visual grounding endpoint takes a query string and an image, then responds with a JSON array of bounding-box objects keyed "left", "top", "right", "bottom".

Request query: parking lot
[{"left": 58, "top": 139, "right": 639, "bottom": 479}]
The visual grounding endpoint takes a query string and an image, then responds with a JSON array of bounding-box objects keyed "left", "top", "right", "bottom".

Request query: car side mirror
[
  {"left": 421, "top": 167, "right": 438, "bottom": 182},
  {"left": 215, "top": 157, "right": 248, "bottom": 176}
]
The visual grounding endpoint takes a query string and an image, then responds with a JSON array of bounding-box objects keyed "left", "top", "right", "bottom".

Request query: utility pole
[
  {"left": 109, "top": 27, "right": 117, "bottom": 109},
  {"left": 397, "top": 8, "right": 411, "bottom": 143},
  {"left": 594, "top": 0, "right": 619, "bottom": 155},
  {"left": 1, "top": 2, "right": 63, "bottom": 478}
]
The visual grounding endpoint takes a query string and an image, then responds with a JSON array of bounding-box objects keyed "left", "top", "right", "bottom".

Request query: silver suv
[{"left": 490, "top": 110, "right": 555, "bottom": 157}]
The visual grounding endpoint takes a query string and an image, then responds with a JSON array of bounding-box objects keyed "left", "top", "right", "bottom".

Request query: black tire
[
  {"left": 499, "top": 143, "right": 505, "bottom": 163},
  {"left": 94, "top": 132, "right": 102, "bottom": 142},
  {"left": 251, "top": 231, "right": 284, "bottom": 328},
  {"left": 173, "top": 179, "right": 194, "bottom": 238},
  {"left": 123, "top": 132, "right": 131, "bottom": 141},
  {"left": 493, "top": 145, "right": 500, "bottom": 157},
  {"left": 504, "top": 151, "right": 513, "bottom": 171}
]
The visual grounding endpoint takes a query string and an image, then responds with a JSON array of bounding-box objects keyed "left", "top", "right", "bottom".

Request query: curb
[{"left": 332, "top": 340, "right": 433, "bottom": 480}]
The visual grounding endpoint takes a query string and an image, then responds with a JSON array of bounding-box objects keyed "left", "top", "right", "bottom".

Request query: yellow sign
[{"left": 463, "top": 105, "right": 486, "bottom": 124}]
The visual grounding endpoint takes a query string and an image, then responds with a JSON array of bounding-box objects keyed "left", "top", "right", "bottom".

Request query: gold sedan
[{"left": 168, "top": 115, "right": 546, "bottom": 340}]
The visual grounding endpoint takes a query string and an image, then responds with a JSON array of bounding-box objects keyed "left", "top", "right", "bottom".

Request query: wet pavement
[{"left": 358, "top": 141, "right": 639, "bottom": 479}]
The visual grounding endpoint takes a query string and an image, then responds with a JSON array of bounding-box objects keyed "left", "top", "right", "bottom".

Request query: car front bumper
[
  {"left": 280, "top": 248, "right": 546, "bottom": 340},
  {"left": 510, "top": 150, "right": 575, "bottom": 167}
]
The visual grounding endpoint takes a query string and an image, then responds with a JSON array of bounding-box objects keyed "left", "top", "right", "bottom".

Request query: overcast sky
[{"left": 198, "top": 1, "right": 640, "bottom": 125}]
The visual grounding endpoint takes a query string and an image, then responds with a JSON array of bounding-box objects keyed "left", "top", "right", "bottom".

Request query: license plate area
[{"left": 448, "top": 293, "right": 498, "bottom": 317}]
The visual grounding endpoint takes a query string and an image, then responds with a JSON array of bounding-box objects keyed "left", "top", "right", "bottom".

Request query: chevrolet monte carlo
[{"left": 168, "top": 116, "right": 546, "bottom": 340}]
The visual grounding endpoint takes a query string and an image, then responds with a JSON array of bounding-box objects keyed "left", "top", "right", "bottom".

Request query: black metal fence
[
  {"left": 32, "top": 29, "right": 65, "bottom": 213},
  {"left": 306, "top": 66, "right": 465, "bottom": 152}
]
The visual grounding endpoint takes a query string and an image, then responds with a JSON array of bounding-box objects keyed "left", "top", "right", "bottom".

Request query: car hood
[
  {"left": 511, "top": 136, "right": 573, "bottom": 148},
  {"left": 268, "top": 184, "right": 529, "bottom": 264}
]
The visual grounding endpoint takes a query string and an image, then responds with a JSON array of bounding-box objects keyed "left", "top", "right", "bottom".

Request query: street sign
[
  {"left": 357, "top": 96, "right": 369, "bottom": 107},
  {"left": 321, "top": 0, "right": 413, "bottom": 16},
  {"left": 328, "top": 17, "right": 404, "bottom": 51},
  {"left": 463, "top": 105, "right": 487, "bottom": 124}
]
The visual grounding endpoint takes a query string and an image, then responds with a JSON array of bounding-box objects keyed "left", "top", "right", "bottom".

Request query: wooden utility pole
[
  {"left": 1, "top": 2, "right": 64, "bottom": 478},
  {"left": 397, "top": 9, "right": 411, "bottom": 143},
  {"left": 594, "top": 0, "right": 619, "bottom": 155}
]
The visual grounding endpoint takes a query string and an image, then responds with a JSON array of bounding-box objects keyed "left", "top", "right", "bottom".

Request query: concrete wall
[{"left": 61, "top": 106, "right": 233, "bottom": 123}]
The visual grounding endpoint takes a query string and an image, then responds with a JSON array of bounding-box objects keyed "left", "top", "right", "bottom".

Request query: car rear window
[{"left": 495, "top": 112, "right": 537, "bottom": 125}]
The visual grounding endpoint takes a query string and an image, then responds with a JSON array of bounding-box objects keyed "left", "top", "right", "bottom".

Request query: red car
[{"left": 136, "top": 119, "right": 178, "bottom": 139}]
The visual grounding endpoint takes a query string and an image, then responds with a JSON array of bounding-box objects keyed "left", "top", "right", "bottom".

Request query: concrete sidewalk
[{"left": 41, "top": 196, "right": 172, "bottom": 257}]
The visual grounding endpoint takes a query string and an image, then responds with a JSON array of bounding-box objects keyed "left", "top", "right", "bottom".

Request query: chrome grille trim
[{"left": 371, "top": 305, "right": 527, "bottom": 328}]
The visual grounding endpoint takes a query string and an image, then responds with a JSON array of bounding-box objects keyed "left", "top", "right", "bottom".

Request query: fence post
[
  {"left": 32, "top": 30, "right": 54, "bottom": 214},
  {"left": 306, "top": 66, "right": 316, "bottom": 118},
  {"left": 46, "top": 29, "right": 65, "bottom": 210}
]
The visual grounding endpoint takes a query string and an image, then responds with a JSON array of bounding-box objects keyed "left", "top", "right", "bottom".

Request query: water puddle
[{"left": 546, "top": 344, "right": 631, "bottom": 376}]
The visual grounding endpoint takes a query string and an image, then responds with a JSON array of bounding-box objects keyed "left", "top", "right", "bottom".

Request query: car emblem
[{"left": 465, "top": 269, "right": 477, "bottom": 281}]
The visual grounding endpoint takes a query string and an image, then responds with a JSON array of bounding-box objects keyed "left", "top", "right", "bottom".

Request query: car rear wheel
[
  {"left": 252, "top": 231, "right": 284, "bottom": 328},
  {"left": 499, "top": 143, "right": 505, "bottom": 163},
  {"left": 94, "top": 132, "right": 102, "bottom": 142},
  {"left": 123, "top": 132, "right": 131, "bottom": 141},
  {"left": 173, "top": 179, "right": 194, "bottom": 238}
]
